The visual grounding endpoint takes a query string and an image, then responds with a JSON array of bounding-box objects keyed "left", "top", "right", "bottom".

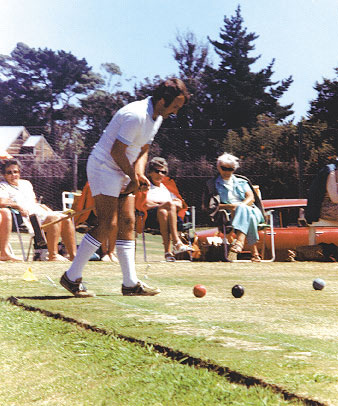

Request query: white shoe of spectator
[
  {"left": 101, "top": 253, "right": 119, "bottom": 263},
  {"left": 172, "top": 241, "right": 190, "bottom": 255},
  {"left": 49, "top": 254, "right": 70, "bottom": 262}
]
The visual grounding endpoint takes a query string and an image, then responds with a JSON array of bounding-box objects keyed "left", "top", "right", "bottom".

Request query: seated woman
[
  {"left": 203, "top": 152, "right": 265, "bottom": 262},
  {"left": 0, "top": 159, "right": 76, "bottom": 261},
  {"left": 135, "top": 157, "right": 190, "bottom": 262}
]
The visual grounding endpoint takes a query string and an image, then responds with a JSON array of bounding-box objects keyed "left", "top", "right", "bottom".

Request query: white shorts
[{"left": 87, "top": 154, "right": 130, "bottom": 197}]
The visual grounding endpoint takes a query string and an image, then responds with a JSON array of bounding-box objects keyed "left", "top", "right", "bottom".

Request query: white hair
[{"left": 217, "top": 153, "right": 240, "bottom": 170}]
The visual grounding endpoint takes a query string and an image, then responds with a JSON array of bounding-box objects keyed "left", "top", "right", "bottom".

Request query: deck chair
[
  {"left": 10, "top": 209, "right": 28, "bottom": 261},
  {"left": 135, "top": 176, "right": 196, "bottom": 262},
  {"left": 10, "top": 209, "right": 48, "bottom": 261},
  {"left": 203, "top": 177, "right": 275, "bottom": 262},
  {"left": 135, "top": 206, "right": 196, "bottom": 262},
  {"left": 215, "top": 208, "right": 275, "bottom": 262}
]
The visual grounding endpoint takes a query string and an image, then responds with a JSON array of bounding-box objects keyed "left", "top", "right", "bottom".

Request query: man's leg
[
  {"left": 117, "top": 195, "right": 160, "bottom": 296},
  {"left": 116, "top": 195, "right": 138, "bottom": 287},
  {"left": 61, "top": 195, "right": 118, "bottom": 297}
]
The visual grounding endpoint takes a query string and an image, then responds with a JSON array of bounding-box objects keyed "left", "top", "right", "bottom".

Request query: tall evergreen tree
[
  {"left": 206, "top": 6, "right": 293, "bottom": 130},
  {"left": 308, "top": 67, "right": 338, "bottom": 153}
]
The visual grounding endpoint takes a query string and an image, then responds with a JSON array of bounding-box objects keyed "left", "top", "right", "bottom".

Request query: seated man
[
  {"left": 305, "top": 160, "right": 338, "bottom": 223},
  {"left": 202, "top": 152, "right": 265, "bottom": 262},
  {"left": 135, "top": 157, "right": 190, "bottom": 262},
  {"left": 0, "top": 159, "right": 76, "bottom": 261}
]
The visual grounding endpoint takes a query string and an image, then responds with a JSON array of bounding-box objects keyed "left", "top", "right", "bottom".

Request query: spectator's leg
[
  {"left": 0, "top": 208, "right": 21, "bottom": 261},
  {"left": 60, "top": 217, "right": 77, "bottom": 260},
  {"left": 107, "top": 229, "right": 118, "bottom": 261},
  {"left": 42, "top": 213, "right": 62, "bottom": 261},
  {"left": 157, "top": 208, "right": 171, "bottom": 253},
  {"left": 158, "top": 202, "right": 182, "bottom": 246}
]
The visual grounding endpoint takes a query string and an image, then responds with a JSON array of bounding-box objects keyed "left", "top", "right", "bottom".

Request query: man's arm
[
  {"left": 134, "top": 144, "right": 150, "bottom": 189},
  {"left": 111, "top": 139, "right": 139, "bottom": 194}
]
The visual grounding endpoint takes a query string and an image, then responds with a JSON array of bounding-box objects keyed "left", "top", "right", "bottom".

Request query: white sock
[
  {"left": 66, "top": 233, "right": 101, "bottom": 282},
  {"left": 115, "top": 240, "right": 138, "bottom": 287}
]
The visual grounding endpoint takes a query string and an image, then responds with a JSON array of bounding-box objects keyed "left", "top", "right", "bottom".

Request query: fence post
[
  {"left": 297, "top": 120, "right": 304, "bottom": 198},
  {"left": 72, "top": 153, "right": 78, "bottom": 191}
]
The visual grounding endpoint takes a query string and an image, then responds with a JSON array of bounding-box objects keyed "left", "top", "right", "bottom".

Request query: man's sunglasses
[
  {"left": 220, "top": 166, "right": 234, "bottom": 172},
  {"left": 5, "top": 170, "right": 20, "bottom": 175},
  {"left": 153, "top": 169, "right": 167, "bottom": 175}
]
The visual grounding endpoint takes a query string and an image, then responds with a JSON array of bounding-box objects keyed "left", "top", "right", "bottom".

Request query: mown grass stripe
[{"left": 2, "top": 295, "right": 327, "bottom": 406}]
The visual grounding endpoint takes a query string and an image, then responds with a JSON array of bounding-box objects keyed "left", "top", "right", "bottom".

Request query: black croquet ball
[
  {"left": 232, "top": 284, "right": 244, "bottom": 298},
  {"left": 312, "top": 278, "right": 326, "bottom": 290}
]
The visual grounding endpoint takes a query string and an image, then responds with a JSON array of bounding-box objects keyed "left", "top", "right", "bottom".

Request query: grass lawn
[{"left": 0, "top": 232, "right": 337, "bottom": 405}]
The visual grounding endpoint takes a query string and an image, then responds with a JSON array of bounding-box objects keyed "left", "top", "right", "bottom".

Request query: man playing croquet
[{"left": 60, "top": 78, "right": 189, "bottom": 297}]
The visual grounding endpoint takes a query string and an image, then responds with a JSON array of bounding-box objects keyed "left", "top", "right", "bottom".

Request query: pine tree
[
  {"left": 206, "top": 6, "right": 293, "bottom": 130},
  {"left": 308, "top": 67, "right": 338, "bottom": 153}
]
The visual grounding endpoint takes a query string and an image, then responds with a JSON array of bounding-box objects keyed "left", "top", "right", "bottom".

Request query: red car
[{"left": 196, "top": 199, "right": 338, "bottom": 261}]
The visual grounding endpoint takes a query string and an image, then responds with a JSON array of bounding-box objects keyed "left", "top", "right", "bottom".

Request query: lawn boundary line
[{"left": 3, "top": 295, "right": 328, "bottom": 406}]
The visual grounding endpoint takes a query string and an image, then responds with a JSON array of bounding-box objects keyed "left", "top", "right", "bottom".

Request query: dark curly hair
[
  {"left": 152, "top": 78, "right": 190, "bottom": 107},
  {"left": 1, "top": 159, "right": 22, "bottom": 175}
]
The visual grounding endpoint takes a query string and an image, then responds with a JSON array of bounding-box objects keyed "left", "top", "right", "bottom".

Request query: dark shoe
[
  {"left": 122, "top": 281, "right": 161, "bottom": 296},
  {"left": 60, "top": 272, "right": 95, "bottom": 298}
]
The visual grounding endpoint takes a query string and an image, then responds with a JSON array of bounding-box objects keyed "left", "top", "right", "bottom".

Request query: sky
[{"left": 0, "top": 0, "right": 338, "bottom": 122}]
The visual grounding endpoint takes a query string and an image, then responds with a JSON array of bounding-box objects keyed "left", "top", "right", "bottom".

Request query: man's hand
[
  {"left": 137, "top": 174, "right": 150, "bottom": 191},
  {"left": 120, "top": 178, "right": 139, "bottom": 196}
]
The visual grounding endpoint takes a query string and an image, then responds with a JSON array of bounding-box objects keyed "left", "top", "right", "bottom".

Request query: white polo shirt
[{"left": 91, "top": 97, "right": 163, "bottom": 171}]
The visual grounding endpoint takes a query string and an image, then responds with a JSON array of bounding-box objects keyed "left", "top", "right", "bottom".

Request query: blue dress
[{"left": 215, "top": 175, "right": 264, "bottom": 245}]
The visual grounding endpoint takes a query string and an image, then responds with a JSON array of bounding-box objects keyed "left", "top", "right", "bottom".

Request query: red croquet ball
[{"left": 193, "top": 284, "right": 207, "bottom": 298}]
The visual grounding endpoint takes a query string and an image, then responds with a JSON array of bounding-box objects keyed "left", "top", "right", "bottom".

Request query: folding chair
[
  {"left": 217, "top": 209, "right": 276, "bottom": 262},
  {"left": 136, "top": 206, "right": 196, "bottom": 262},
  {"left": 10, "top": 209, "right": 28, "bottom": 261},
  {"left": 61, "top": 191, "right": 82, "bottom": 243},
  {"left": 62, "top": 191, "right": 79, "bottom": 211}
]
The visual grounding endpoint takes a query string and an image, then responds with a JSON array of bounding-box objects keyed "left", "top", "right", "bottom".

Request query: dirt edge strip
[{"left": 3, "top": 296, "right": 327, "bottom": 406}]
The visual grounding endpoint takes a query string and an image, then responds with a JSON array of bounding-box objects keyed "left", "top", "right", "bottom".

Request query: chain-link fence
[{"left": 5, "top": 127, "right": 321, "bottom": 227}]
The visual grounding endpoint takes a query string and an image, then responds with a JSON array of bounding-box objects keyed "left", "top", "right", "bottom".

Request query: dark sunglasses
[
  {"left": 5, "top": 170, "right": 20, "bottom": 175},
  {"left": 220, "top": 166, "right": 234, "bottom": 172},
  {"left": 153, "top": 169, "right": 167, "bottom": 175}
]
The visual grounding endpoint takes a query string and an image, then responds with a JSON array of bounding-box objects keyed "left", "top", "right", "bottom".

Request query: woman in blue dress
[{"left": 203, "top": 153, "right": 265, "bottom": 261}]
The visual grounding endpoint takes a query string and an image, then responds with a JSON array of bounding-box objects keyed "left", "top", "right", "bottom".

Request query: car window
[
  {"left": 282, "top": 207, "right": 306, "bottom": 227},
  {"left": 271, "top": 207, "right": 306, "bottom": 228}
]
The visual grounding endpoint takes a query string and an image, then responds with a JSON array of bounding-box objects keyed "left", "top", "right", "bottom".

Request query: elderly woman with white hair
[{"left": 203, "top": 152, "right": 265, "bottom": 261}]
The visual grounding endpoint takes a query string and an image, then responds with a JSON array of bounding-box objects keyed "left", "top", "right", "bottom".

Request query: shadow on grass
[
  {"left": 16, "top": 295, "right": 74, "bottom": 300},
  {"left": 16, "top": 294, "right": 119, "bottom": 300}
]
